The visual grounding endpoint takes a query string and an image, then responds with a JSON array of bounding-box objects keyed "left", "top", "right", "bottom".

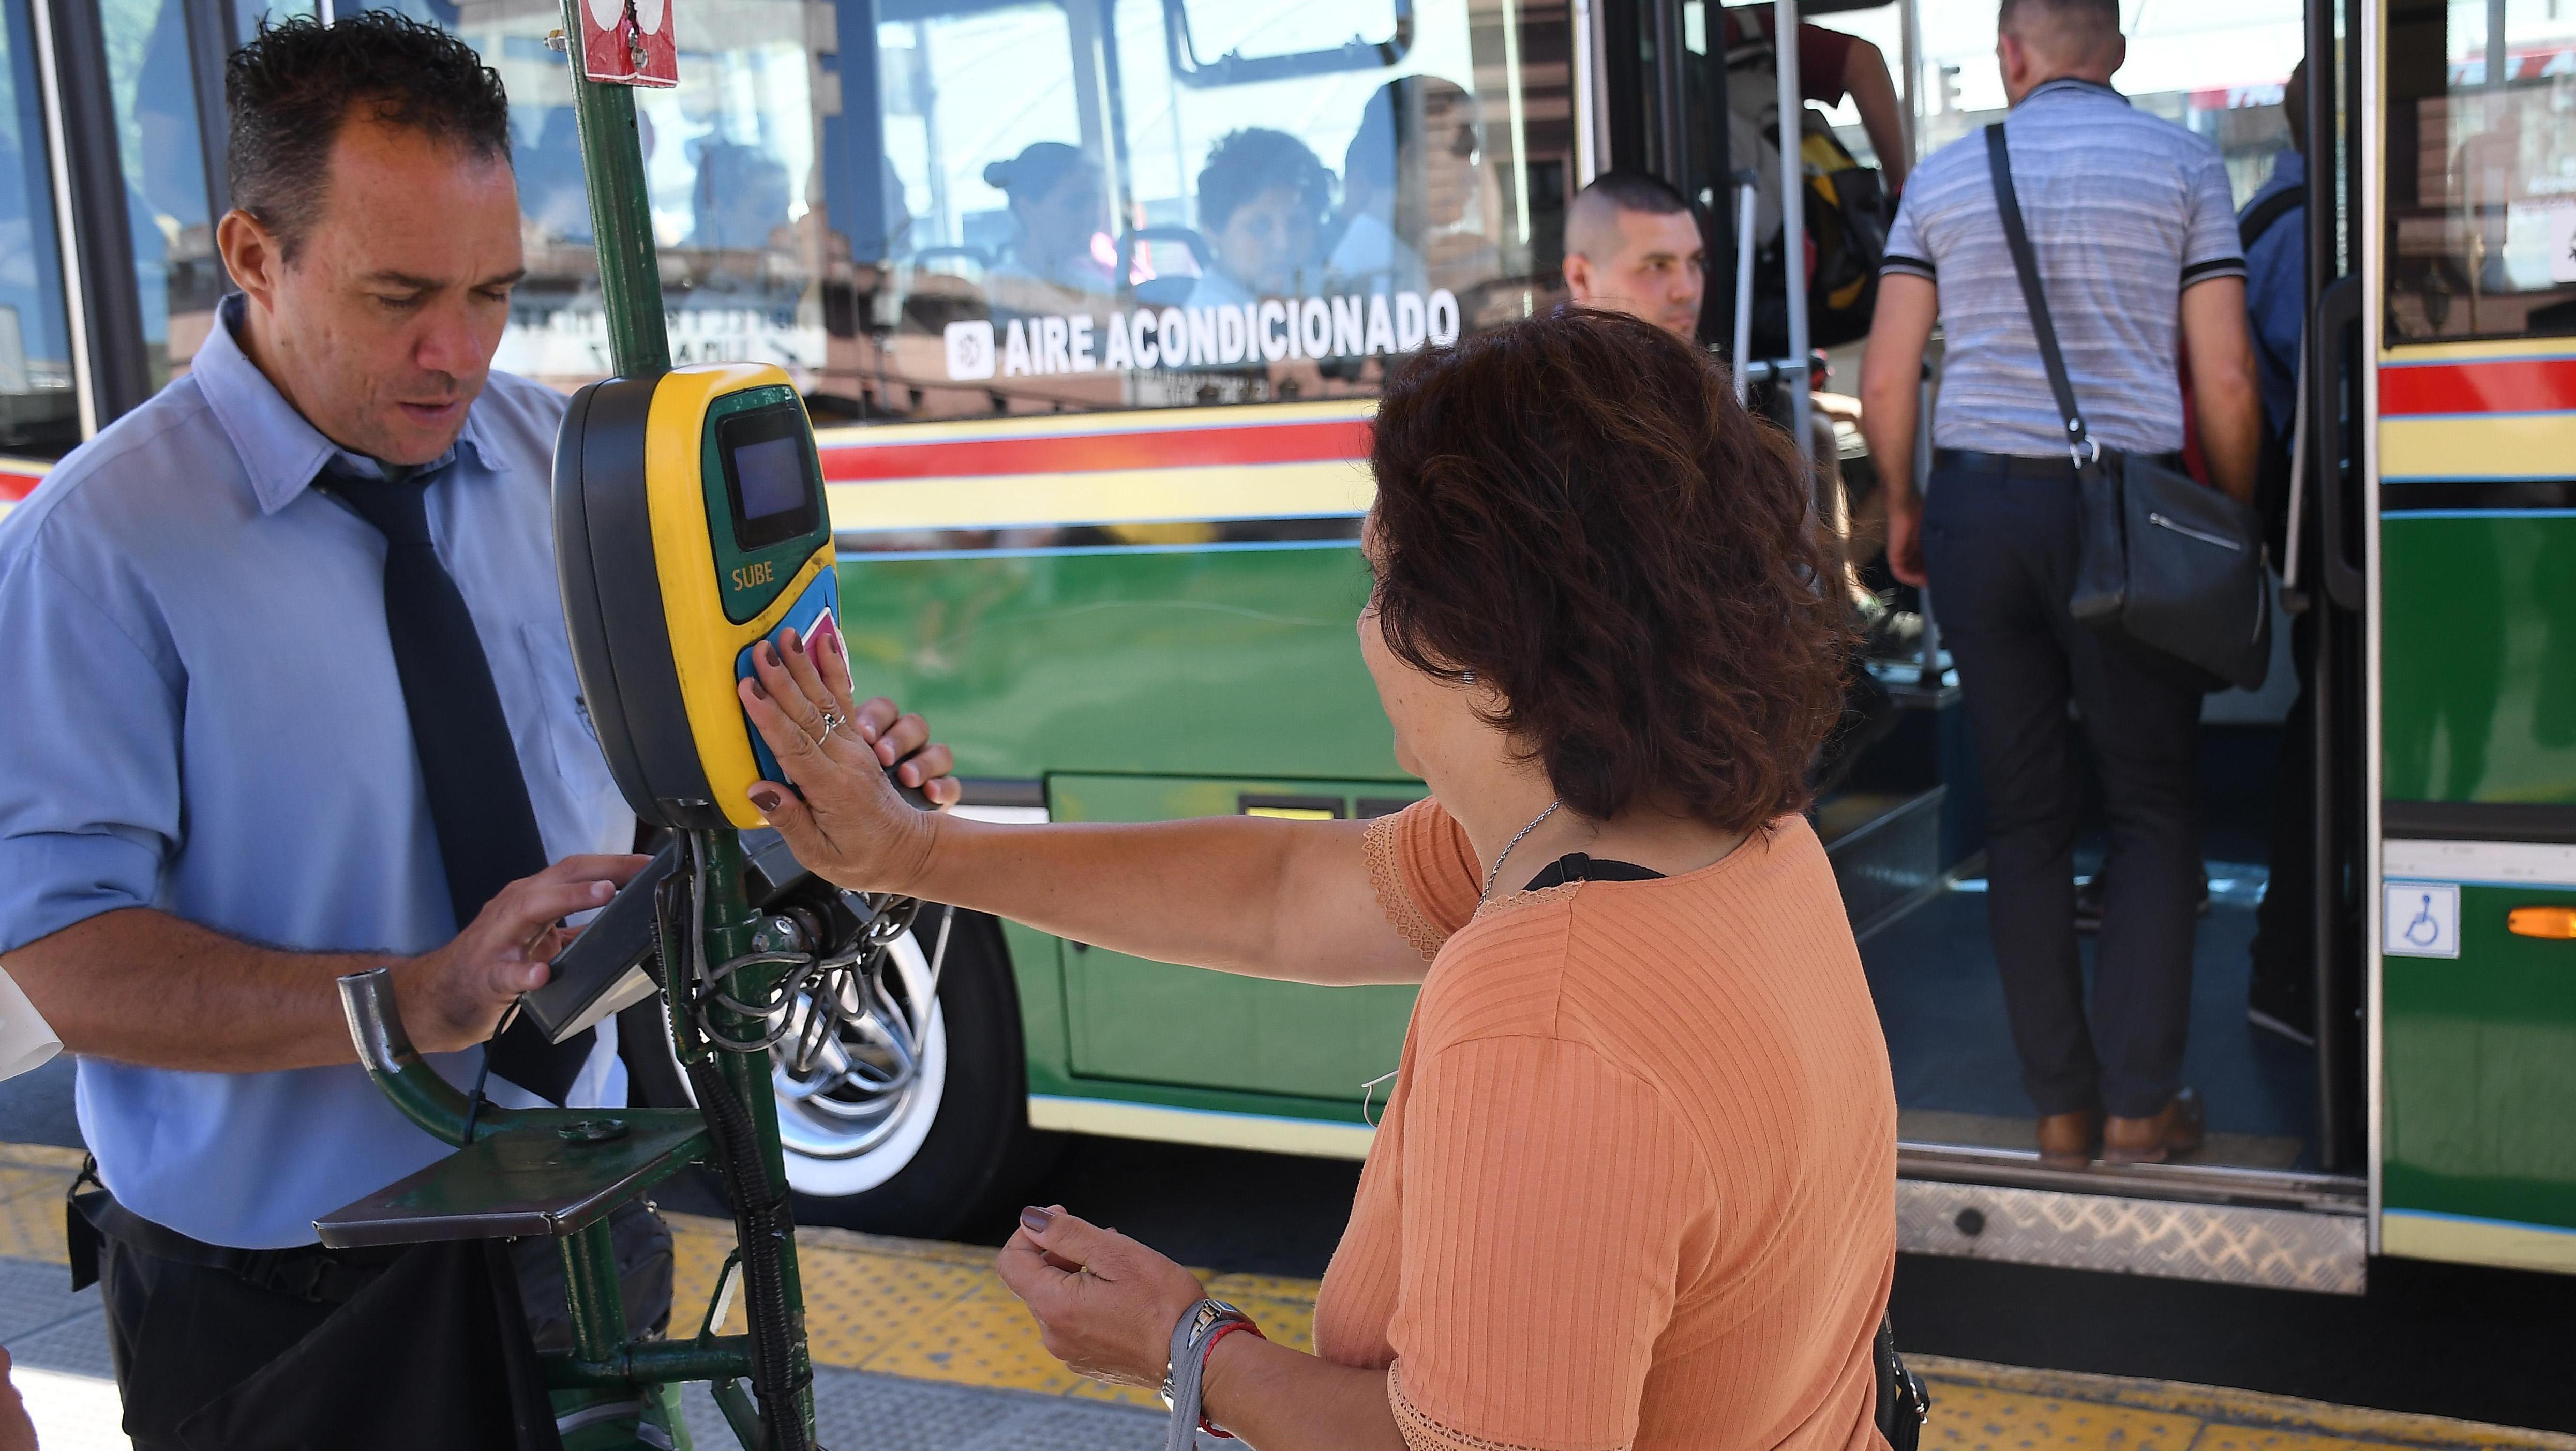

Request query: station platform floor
[{"left": 4, "top": 1144, "right": 2569, "bottom": 1451}]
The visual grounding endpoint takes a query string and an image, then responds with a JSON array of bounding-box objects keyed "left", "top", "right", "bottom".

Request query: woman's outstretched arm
[{"left": 738, "top": 622, "right": 1432, "bottom": 986}]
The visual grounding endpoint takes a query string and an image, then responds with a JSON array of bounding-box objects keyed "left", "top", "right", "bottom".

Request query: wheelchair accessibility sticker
[{"left": 2384, "top": 881, "right": 2462, "bottom": 959}]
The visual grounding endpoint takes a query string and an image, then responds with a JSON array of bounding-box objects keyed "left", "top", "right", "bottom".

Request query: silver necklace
[{"left": 1479, "top": 798, "right": 1564, "bottom": 904}]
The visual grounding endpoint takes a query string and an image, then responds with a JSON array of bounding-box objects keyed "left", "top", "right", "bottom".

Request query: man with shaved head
[
  {"left": 1561, "top": 170, "right": 1708, "bottom": 341},
  {"left": 1859, "top": 0, "right": 2260, "bottom": 1173}
]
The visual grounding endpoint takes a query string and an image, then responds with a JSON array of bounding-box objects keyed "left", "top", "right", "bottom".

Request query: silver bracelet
[{"left": 1160, "top": 1296, "right": 1250, "bottom": 1450}]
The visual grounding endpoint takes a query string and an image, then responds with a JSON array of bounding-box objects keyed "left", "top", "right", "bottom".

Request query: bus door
[{"left": 2369, "top": 0, "right": 2576, "bottom": 1277}]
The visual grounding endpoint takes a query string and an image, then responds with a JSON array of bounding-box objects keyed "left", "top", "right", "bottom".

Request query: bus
[{"left": 1, "top": 0, "right": 2568, "bottom": 1289}]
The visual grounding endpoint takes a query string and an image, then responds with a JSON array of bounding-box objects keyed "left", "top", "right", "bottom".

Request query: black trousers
[
  {"left": 1923, "top": 456, "right": 2205, "bottom": 1119},
  {"left": 98, "top": 1199, "right": 673, "bottom": 1449}
]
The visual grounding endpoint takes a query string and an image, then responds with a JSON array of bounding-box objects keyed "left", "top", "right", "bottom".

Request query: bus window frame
[{"left": 1162, "top": 0, "right": 1414, "bottom": 88}]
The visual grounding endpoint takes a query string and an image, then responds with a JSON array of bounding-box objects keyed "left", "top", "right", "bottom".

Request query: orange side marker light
[{"left": 2505, "top": 906, "right": 2576, "bottom": 940}]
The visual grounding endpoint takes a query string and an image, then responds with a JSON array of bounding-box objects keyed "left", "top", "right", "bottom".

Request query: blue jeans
[{"left": 1923, "top": 455, "right": 2205, "bottom": 1120}]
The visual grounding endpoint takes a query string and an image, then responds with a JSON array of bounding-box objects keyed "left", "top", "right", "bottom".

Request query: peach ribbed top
[{"left": 1311, "top": 798, "right": 1897, "bottom": 1451}]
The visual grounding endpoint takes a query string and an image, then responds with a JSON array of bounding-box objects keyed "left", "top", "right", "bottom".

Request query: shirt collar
[
  {"left": 2023, "top": 77, "right": 2129, "bottom": 107},
  {"left": 194, "top": 294, "right": 502, "bottom": 515},
  {"left": 2269, "top": 148, "right": 2307, "bottom": 188}
]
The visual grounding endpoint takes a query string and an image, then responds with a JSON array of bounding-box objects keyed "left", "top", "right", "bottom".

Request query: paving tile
[
  {"left": 0, "top": 1256, "right": 95, "bottom": 1343},
  {"left": 859, "top": 1280, "right": 1087, "bottom": 1394}
]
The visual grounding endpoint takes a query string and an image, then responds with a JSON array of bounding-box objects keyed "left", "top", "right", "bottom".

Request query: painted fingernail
[
  {"left": 748, "top": 676, "right": 769, "bottom": 699},
  {"left": 762, "top": 642, "right": 780, "bottom": 667},
  {"left": 785, "top": 630, "right": 804, "bottom": 656},
  {"left": 1020, "top": 1206, "right": 1054, "bottom": 1233},
  {"left": 750, "top": 787, "right": 782, "bottom": 813}
]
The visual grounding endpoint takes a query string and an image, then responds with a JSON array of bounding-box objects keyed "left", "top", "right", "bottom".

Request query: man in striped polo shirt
[{"left": 1855, "top": 0, "right": 2261, "bottom": 1170}]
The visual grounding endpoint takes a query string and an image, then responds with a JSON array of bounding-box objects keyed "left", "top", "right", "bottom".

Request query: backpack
[{"left": 1724, "top": 9, "right": 1893, "bottom": 353}]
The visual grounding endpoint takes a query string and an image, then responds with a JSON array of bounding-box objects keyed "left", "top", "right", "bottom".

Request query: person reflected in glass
[
  {"left": 1189, "top": 128, "right": 1334, "bottom": 308},
  {"left": 1328, "top": 77, "right": 1479, "bottom": 296},
  {"left": 728, "top": 310, "right": 1897, "bottom": 1450},
  {"left": 688, "top": 140, "right": 791, "bottom": 253},
  {"left": 983, "top": 141, "right": 1116, "bottom": 311}
]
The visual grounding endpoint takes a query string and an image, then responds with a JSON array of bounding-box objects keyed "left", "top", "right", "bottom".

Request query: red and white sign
[{"left": 579, "top": 0, "right": 676, "bottom": 88}]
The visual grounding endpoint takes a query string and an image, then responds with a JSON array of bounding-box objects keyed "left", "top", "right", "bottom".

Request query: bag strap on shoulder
[{"left": 1983, "top": 124, "right": 2095, "bottom": 468}]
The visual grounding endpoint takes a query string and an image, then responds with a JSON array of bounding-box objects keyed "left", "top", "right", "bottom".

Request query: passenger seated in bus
[
  {"left": 1188, "top": 127, "right": 1334, "bottom": 308},
  {"left": 1327, "top": 76, "right": 1479, "bottom": 295},
  {"left": 1560, "top": 170, "right": 1705, "bottom": 340},
  {"left": 734, "top": 308, "right": 1896, "bottom": 1451},
  {"left": 982, "top": 141, "right": 1116, "bottom": 313}
]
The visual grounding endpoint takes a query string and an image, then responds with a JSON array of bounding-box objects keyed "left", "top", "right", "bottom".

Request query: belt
[
  {"left": 67, "top": 1159, "right": 404, "bottom": 1304},
  {"left": 1933, "top": 447, "right": 2187, "bottom": 478},
  {"left": 1931, "top": 448, "right": 2077, "bottom": 480}
]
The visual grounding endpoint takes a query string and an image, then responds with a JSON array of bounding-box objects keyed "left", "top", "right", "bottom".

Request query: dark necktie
[{"left": 330, "top": 466, "right": 594, "bottom": 1104}]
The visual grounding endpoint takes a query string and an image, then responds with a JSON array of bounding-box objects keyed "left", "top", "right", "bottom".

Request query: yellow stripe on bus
[
  {"left": 2380, "top": 1210, "right": 2576, "bottom": 1275},
  {"left": 2379, "top": 413, "right": 2576, "bottom": 480},
  {"left": 2382, "top": 336, "right": 2576, "bottom": 364},
  {"left": 813, "top": 396, "right": 1377, "bottom": 449},
  {"left": 826, "top": 459, "right": 1374, "bottom": 535}
]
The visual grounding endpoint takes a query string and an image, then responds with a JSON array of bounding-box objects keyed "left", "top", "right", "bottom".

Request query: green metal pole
[
  {"left": 697, "top": 830, "right": 817, "bottom": 1447},
  {"left": 558, "top": 1, "right": 671, "bottom": 380},
  {"left": 550, "top": 18, "right": 812, "bottom": 1448}
]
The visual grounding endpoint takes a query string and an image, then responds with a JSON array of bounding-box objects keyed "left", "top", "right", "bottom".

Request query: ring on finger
[{"left": 816, "top": 708, "right": 846, "bottom": 743}]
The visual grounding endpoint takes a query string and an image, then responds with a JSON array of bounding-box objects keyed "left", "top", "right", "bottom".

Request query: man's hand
[
  {"left": 1885, "top": 489, "right": 1928, "bottom": 587},
  {"left": 737, "top": 615, "right": 956, "bottom": 895},
  {"left": 995, "top": 1206, "right": 1208, "bottom": 1388},
  {"left": 393, "top": 853, "right": 649, "bottom": 1054}
]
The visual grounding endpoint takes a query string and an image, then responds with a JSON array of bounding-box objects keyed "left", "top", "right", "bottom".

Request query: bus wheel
[
  {"left": 622, "top": 908, "right": 1056, "bottom": 1240},
  {"left": 774, "top": 908, "right": 1054, "bottom": 1238}
]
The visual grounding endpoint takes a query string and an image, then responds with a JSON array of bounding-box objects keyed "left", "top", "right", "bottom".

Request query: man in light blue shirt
[{"left": 0, "top": 16, "right": 652, "bottom": 1441}]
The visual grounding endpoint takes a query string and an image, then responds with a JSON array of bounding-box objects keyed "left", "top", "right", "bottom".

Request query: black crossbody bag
[{"left": 1983, "top": 124, "right": 2272, "bottom": 692}]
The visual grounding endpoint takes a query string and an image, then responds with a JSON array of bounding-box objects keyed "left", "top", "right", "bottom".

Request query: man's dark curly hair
[
  {"left": 227, "top": 12, "right": 512, "bottom": 261},
  {"left": 1368, "top": 309, "right": 1848, "bottom": 833}
]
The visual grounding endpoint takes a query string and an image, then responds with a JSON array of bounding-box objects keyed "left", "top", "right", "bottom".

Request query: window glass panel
[
  {"left": 850, "top": 0, "right": 1565, "bottom": 417},
  {"left": 0, "top": 0, "right": 72, "bottom": 450},
  {"left": 100, "top": 0, "right": 217, "bottom": 387},
  {"left": 451, "top": 0, "right": 1567, "bottom": 415},
  {"left": 2385, "top": 0, "right": 2576, "bottom": 342}
]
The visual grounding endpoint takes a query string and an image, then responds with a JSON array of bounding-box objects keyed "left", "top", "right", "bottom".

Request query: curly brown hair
[{"left": 1368, "top": 308, "right": 1848, "bottom": 833}]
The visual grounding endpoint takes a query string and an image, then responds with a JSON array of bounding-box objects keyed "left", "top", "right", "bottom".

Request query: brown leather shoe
[
  {"left": 2035, "top": 1109, "right": 2102, "bottom": 1168},
  {"left": 2102, "top": 1087, "right": 2207, "bottom": 1165}
]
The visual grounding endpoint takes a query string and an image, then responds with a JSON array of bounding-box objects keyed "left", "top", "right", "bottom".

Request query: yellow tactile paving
[
  {"left": 1, "top": 1144, "right": 2569, "bottom": 1451},
  {"left": 0, "top": 1143, "right": 82, "bottom": 1263},
  {"left": 1915, "top": 1382, "right": 2203, "bottom": 1451}
]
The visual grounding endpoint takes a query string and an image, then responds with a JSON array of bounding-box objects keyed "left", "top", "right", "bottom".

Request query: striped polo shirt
[{"left": 1883, "top": 78, "right": 2245, "bottom": 459}]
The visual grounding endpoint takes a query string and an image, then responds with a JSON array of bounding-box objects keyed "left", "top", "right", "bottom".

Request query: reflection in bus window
[
  {"left": 447, "top": 0, "right": 1564, "bottom": 415},
  {"left": 850, "top": 0, "right": 1563, "bottom": 418},
  {"left": 104, "top": 0, "right": 218, "bottom": 388},
  {"left": 0, "top": 0, "right": 72, "bottom": 451},
  {"left": 2385, "top": 0, "right": 2576, "bottom": 342}
]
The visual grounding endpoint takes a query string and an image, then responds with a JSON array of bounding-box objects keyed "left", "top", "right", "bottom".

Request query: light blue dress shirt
[{"left": 0, "top": 297, "right": 635, "bottom": 1249}]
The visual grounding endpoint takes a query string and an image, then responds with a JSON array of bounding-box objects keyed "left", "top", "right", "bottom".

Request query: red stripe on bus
[
  {"left": 0, "top": 470, "right": 41, "bottom": 502},
  {"left": 2381, "top": 359, "right": 2576, "bottom": 415},
  {"left": 821, "top": 418, "right": 1372, "bottom": 481}
]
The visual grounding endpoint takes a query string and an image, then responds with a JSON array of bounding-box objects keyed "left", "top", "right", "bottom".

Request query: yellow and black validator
[{"left": 555, "top": 361, "right": 836, "bottom": 831}]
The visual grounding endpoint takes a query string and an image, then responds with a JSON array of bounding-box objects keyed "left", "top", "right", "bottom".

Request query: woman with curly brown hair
[{"left": 733, "top": 308, "right": 1899, "bottom": 1451}]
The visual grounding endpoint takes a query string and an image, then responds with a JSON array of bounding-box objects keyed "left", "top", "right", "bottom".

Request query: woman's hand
[
  {"left": 993, "top": 1206, "right": 1208, "bottom": 1388},
  {"left": 737, "top": 616, "right": 962, "bottom": 894}
]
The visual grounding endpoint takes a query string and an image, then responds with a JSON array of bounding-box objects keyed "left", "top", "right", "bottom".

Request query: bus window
[
  {"left": 2385, "top": 0, "right": 2576, "bottom": 342},
  {"left": 469, "top": 0, "right": 831, "bottom": 384},
  {"left": 847, "top": 0, "right": 1568, "bottom": 418},
  {"left": 102, "top": 0, "right": 219, "bottom": 390},
  {"left": 0, "top": 0, "right": 73, "bottom": 451}
]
